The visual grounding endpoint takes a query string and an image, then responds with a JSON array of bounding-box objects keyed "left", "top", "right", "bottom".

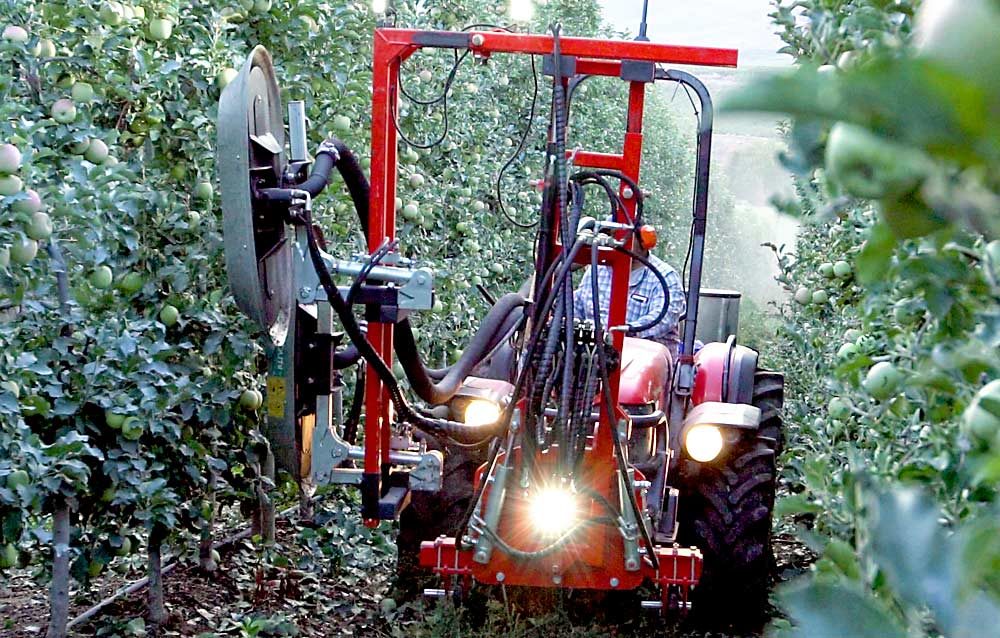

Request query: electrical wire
[
  {"left": 392, "top": 50, "right": 470, "bottom": 149},
  {"left": 495, "top": 54, "right": 541, "bottom": 229}
]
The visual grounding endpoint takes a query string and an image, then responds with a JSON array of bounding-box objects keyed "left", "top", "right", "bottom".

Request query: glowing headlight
[
  {"left": 685, "top": 424, "right": 724, "bottom": 462},
  {"left": 509, "top": 0, "right": 534, "bottom": 23},
  {"left": 463, "top": 399, "right": 501, "bottom": 427},
  {"left": 528, "top": 487, "right": 577, "bottom": 537}
]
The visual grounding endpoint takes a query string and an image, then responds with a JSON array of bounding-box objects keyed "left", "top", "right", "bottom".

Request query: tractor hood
[{"left": 617, "top": 337, "right": 671, "bottom": 406}]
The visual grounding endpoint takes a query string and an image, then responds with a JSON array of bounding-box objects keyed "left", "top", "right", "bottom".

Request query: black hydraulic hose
[
  {"left": 614, "top": 245, "right": 671, "bottom": 334},
  {"left": 393, "top": 293, "right": 528, "bottom": 405},
  {"left": 589, "top": 243, "right": 659, "bottom": 570},
  {"left": 297, "top": 149, "right": 336, "bottom": 198},
  {"left": 456, "top": 238, "right": 586, "bottom": 537},
  {"left": 300, "top": 208, "right": 502, "bottom": 445},
  {"left": 333, "top": 344, "right": 362, "bottom": 369}
]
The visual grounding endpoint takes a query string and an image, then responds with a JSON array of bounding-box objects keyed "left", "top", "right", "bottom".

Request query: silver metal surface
[
  {"left": 219, "top": 46, "right": 292, "bottom": 345},
  {"left": 640, "top": 600, "right": 663, "bottom": 609},
  {"left": 288, "top": 100, "right": 307, "bottom": 161}
]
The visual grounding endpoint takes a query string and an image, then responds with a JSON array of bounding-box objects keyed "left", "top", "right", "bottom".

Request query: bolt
[
  {"left": 474, "top": 550, "right": 488, "bottom": 563},
  {"left": 622, "top": 187, "right": 634, "bottom": 199},
  {"left": 415, "top": 274, "right": 426, "bottom": 284},
  {"left": 552, "top": 574, "right": 562, "bottom": 585},
  {"left": 626, "top": 558, "right": 639, "bottom": 571},
  {"left": 298, "top": 286, "right": 312, "bottom": 299},
  {"left": 471, "top": 33, "right": 485, "bottom": 47},
  {"left": 496, "top": 571, "right": 505, "bottom": 582},
  {"left": 610, "top": 577, "right": 620, "bottom": 588}
]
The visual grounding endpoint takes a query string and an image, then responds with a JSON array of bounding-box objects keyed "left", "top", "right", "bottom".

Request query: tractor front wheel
[{"left": 676, "top": 371, "right": 784, "bottom": 630}]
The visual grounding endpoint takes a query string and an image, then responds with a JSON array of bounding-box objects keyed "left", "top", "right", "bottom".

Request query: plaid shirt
[{"left": 573, "top": 253, "right": 686, "bottom": 352}]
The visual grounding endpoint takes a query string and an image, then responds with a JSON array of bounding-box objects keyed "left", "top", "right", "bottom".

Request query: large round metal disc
[{"left": 218, "top": 46, "right": 292, "bottom": 345}]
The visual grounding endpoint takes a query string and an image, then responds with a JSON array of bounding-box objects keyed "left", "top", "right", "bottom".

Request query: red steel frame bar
[{"left": 364, "top": 27, "right": 735, "bottom": 537}]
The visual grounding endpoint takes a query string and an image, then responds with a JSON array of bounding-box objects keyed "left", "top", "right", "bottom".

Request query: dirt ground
[{"left": 0, "top": 502, "right": 815, "bottom": 638}]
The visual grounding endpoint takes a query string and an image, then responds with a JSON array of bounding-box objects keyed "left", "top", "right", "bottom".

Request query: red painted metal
[
  {"left": 365, "top": 24, "right": 737, "bottom": 594},
  {"left": 691, "top": 342, "right": 729, "bottom": 405},
  {"left": 618, "top": 337, "right": 671, "bottom": 406}
]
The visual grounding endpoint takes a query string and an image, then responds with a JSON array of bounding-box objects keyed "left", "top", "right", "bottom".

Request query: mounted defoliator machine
[{"left": 218, "top": 9, "right": 784, "bottom": 626}]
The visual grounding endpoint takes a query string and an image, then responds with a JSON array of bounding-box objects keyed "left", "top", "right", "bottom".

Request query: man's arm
[{"left": 628, "top": 267, "right": 686, "bottom": 341}]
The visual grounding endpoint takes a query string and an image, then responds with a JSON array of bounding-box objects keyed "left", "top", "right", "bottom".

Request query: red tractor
[{"left": 218, "top": 14, "right": 783, "bottom": 627}]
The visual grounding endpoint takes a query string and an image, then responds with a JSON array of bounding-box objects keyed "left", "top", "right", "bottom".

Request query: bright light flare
[
  {"left": 463, "top": 398, "right": 501, "bottom": 427},
  {"left": 528, "top": 487, "right": 577, "bottom": 537},
  {"left": 372, "top": 0, "right": 388, "bottom": 14},
  {"left": 685, "top": 424, "right": 724, "bottom": 462},
  {"left": 509, "top": 0, "right": 535, "bottom": 23}
]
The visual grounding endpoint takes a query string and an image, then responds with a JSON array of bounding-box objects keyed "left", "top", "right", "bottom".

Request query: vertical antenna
[{"left": 636, "top": 0, "right": 650, "bottom": 41}]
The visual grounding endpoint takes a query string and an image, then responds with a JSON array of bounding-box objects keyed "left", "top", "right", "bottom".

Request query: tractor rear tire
[
  {"left": 676, "top": 371, "right": 783, "bottom": 630},
  {"left": 394, "top": 443, "right": 481, "bottom": 598}
]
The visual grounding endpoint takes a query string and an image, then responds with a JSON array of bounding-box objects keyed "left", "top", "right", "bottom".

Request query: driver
[{"left": 573, "top": 241, "right": 686, "bottom": 357}]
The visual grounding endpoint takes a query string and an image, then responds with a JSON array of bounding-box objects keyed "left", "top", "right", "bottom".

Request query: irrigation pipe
[{"left": 66, "top": 504, "right": 300, "bottom": 629}]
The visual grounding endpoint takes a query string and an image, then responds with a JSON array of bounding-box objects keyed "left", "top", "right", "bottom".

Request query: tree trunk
[
  {"left": 45, "top": 500, "right": 71, "bottom": 638},
  {"left": 147, "top": 524, "right": 167, "bottom": 630},
  {"left": 257, "top": 443, "right": 276, "bottom": 546},
  {"left": 199, "top": 470, "right": 218, "bottom": 573}
]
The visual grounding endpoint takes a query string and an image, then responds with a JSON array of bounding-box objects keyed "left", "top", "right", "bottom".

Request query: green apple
[
  {"left": 118, "top": 271, "right": 144, "bottom": 295},
  {"left": 401, "top": 203, "right": 420, "bottom": 221},
  {"left": 333, "top": 114, "right": 351, "bottom": 132},
  {"left": 408, "top": 173, "right": 425, "bottom": 188},
  {"left": 833, "top": 261, "right": 852, "bottom": 279},
  {"left": 843, "top": 329, "right": 863, "bottom": 342},
  {"left": 837, "top": 342, "right": 859, "bottom": 360},
  {"left": 35, "top": 38, "right": 56, "bottom": 58},
  {"left": 793, "top": 286, "right": 811, "bottom": 305},
  {"left": 84, "top": 139, "right": 109, "bottom": 164},
  {"left": 915, "top": 0, "right": 1000, "bottom": 98},
  {"left": 121, "top": 416, "right": 143, "bottom": 440},
  {"left": 100, "top": 2, "right": 125, "bottom": 26},
  {"left": 159, "top": 304, "right": 179, "bottom": 326},
  {"left": 254, "top": 0, "right": 272, "bottom": 12},
  {"left": 187, "top": 211, "right": 201, "bottom": 227},
  {"left": 147, "top": 17, "right": 172, "bottom": 41},
  {"left": 863, "top": 362, "right": 904, "bottom": 400},
  {"left": 105, "top": 409, "right": 125, "bottom": 428},
  {"left": 193, "top": 180, "right": 213, "bottom": 200},
  {"left": 10, "top": 236, "right": 37, "bottom": 265},
  {"left": 828, "top": 397, "right": 853, "bottom": 420},
  {"left": 71, "top": 82, "right": 95, "bottom": 102},
  {"left": 69, "top": 138, "right": 90, "bottom": 155},
  {"left": 216, "top": 68, "right": 238, "bottom": 90},
  {"left": 133, "top": 5, "right": 145, "bottom": 20},
  {"left": 825, "top": 122, "right": 932, "bottom": 199},
  {"left": 472, "top": 200, "right": 486, "bottom": 212},
  {"left": 818, "top": 262, "right": 834, "bottom": 278},
  {"left": 90, "top": 265, "right": 114, "bottom": 289},
  {"left": 962, "top": 379, "right": 1000, "bottom": 445},
  {"left": 0, "top": 174, "right": 21, "bottom": 195},
  {"left": 0, "top": 143, "right": 21, "bottom": 174},
  {"left": 239, "top": 389, "right": 263, "bottom": 410},
  {"left": 50, "top": 98, "right": 77, "bottom": 124},
  {"left": 13, "top": 189, "right": 41, "bottom": 214},
  {"left": 811, "top": 290, "right": 829, "bottom": 305},
  {"left": 25, "top": 211, "right": 52, "bottom": 241},
  {"left": 2, "top": 25, "right": 28, "bottom": 43}
]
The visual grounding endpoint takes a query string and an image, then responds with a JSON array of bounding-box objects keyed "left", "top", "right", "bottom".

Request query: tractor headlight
[
  {"left": 685, "top": 424, "right": 723, "bottom": 462},
  {"left": 462, "top": 398, "right": 501, "bottom": 427},
  {"left": 509, "top": 0, "right": 535, "bottom": 23},
  {"left": 528, "top": 487, "right": 577, "bottom": 537}
]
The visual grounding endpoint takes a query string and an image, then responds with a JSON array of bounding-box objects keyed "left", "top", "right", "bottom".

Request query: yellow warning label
[{"left": 266, "top": 377, "right": 286, "bottom": 418}]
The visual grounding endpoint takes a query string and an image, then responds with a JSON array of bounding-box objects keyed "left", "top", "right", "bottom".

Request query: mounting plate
[{"left": 218, "top": 45, "right": 292, "bottom": 345}]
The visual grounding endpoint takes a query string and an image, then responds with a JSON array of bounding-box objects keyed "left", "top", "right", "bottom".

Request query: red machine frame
[{"left": 363, "top": 27, "right": 736, "bottom": 593}]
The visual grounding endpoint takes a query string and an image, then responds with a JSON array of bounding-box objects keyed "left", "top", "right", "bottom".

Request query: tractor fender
[{"left": 691, "top": 338, "right": 759, "bottom": 407}]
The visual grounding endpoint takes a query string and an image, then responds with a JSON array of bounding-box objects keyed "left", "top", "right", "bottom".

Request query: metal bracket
[{"left": 543, "top": 54, "right": 577, "bottom": 78}]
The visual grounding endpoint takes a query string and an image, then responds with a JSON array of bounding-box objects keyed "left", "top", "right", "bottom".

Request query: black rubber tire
[
  {"left": 676, "top": 370, "right": 784, "bottom": 630},
  {"left": 394, "top": 443, "right": 481, "bottom": 598}
]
